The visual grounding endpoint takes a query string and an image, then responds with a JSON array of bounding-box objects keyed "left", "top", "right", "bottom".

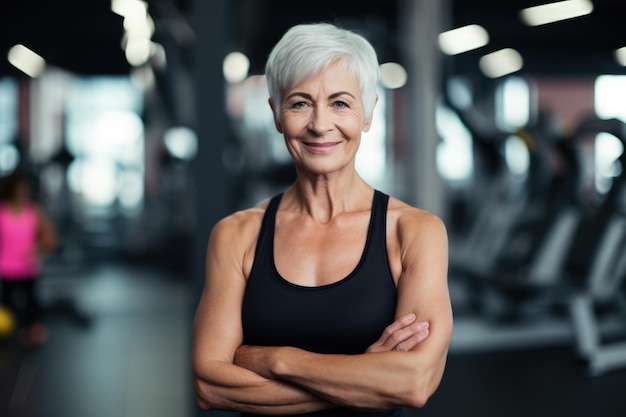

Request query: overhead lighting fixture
[
  {"left": 380, "top": 62, "right": 407, "bottom": 89},
  {"left": 125, "top": 38, "right": 152, "bottom": 66},
  {"left": 479, "top": 48, "right": 524, "bottom": 79},
  {"left": 615, "top": 46, "right": 626, "bottom": 66},
  {"left": 520, "top": 0, "right": 594, "bottom": 27},
  {"left": 223, "top": 52, "right": 250, "bottom": 84},
  {"left": 438, "top": 24, "right": 489, "bottom": 55},
  {"left": 164, "top": 126, "right": 198, "bottom": 161},
  {"left": 113, "top": 0, "right": 156, "bottom": 67},
  {"left": 7, "top": 44, "right": 46, "bottom": 78},
  {"left": 111, "top": 0, "right": 147, "bottom": 18}
]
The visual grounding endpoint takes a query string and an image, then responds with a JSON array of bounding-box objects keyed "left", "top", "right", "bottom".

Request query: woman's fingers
[
  {"left": 366, "top": 314, "right": 429, "bottom": 353},
  {"left": 394, "top": 326, "right": 430, "bottom": 352}
]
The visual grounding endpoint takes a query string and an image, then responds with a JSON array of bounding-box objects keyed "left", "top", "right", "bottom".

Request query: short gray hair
[{"left": 265, "top": 22, "right": 380, "bottom": 120}]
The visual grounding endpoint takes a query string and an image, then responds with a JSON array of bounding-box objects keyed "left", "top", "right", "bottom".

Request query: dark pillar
[
  {"left": 399, "top": 0, "right": 449, "bottom": 216},
  {"left": 190, "top": 1, "right": 235, "bottom": 416}
]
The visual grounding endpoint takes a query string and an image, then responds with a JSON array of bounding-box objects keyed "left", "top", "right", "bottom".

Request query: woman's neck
[
  {"left": 6, "top": 199, "right": 28, "bottom": 213},
  {"left": 284, "top": 173, "right": 373, "bottom": 224}
]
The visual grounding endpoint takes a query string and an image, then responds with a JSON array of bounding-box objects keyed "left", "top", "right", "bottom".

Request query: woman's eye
[
  {"left": 334, "top": 101, "right": 348, "bottom": 108},
  {"left": 292, "top": 101, "right": 307, "bottom": 108}
]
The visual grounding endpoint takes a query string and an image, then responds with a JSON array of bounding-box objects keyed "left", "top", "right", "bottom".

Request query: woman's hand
[
  {"left": 234, "top": 313, "right": 429, "bottom": 379},
  {"left": 234, "top": 345, "right": 276, "bottom": 379},
  {"left": 366, "top": 313, "right": 429, "bottom": 353}
]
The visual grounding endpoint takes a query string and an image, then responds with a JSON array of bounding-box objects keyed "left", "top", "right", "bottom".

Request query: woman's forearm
[
  {"left": 193, "top": 359, "right": 333, "bottom": 414},
  {"left": 283, "top": 349, "right": 430, "bottom": 409},
  {"left": 238, "top": 345, "right": 445, "bottom": 410},
  {"left": 232, "top": 313, "right": 443, "bottom": 411}
]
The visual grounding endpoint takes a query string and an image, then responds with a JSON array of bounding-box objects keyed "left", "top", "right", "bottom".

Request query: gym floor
[{"left": 0, "top": 260, "right": 625, "bottom": 417}]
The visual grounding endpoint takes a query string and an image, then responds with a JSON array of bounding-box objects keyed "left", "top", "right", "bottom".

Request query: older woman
[{"left": 192, "top": 22, "right": 452, "bottom": 416}]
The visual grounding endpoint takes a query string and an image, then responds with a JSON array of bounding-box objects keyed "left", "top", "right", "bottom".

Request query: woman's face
[{"left": 271, "top": 61, "right": 374, "bottom": 176}]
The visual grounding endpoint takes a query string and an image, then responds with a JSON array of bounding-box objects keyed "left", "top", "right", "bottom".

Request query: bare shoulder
[
  {"left": 206, "top": 200, "right": 271, "bottom": 278},
  {"left": 210, "top": 201, "right": 268, "bottom": 247},
  {"left": 387, "top": 196, "right": 448, "bottom": 243}
]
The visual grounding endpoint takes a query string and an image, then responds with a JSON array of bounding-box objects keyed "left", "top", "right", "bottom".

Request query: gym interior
[{"left": 1, "top": 1, "right": 626, "bottom": 416}]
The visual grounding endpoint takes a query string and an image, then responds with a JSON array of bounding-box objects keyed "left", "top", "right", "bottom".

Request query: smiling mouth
[{"left": 303, "top": 141, "right": 341, "bottom": 152}]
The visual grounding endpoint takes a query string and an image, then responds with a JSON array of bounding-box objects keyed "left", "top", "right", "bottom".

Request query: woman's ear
[
  {"left": 362, "top": 115, "right": 373, "bottom": 132},
  {"left": 269, "top": 98, "right": 283, "bottom": 133},
  {"left": 362, "top": 95, "right": 379, "bottom": 132}
]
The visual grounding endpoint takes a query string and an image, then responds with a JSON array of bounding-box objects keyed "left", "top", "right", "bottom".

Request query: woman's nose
[{"left": 308, "top": 106, "right": 333, "bottom": 135}]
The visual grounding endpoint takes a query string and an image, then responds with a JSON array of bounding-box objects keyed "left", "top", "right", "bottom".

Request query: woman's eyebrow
[
  {"left": 329, "top": 91, "right": 357, "bottom": 100},
  {"left": 285, "top": 91, "right": 357, "bottom": 100},
  {"left": 285, "top": 92, "right": 312, "bottom": 101}
]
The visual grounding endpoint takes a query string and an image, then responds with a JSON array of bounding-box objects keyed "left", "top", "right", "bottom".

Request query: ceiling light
[
  {"left": 615, "top": 46, "right": 626, "bottom": 66},
  {"left": 111, "top": 0, "right": 147, "bottom": 18},
  {"left": 124, "top": 13, "right": 154, "bottom": 38},
  {"left": 438, "top": 24, "right": 489, "bottom": 55},
  {"left": 520, "top": 0, "right": 594, "bottom": 27},
  {"left": 7, "top": 44, "right": 46, "bottom": 77},
  {"left": 164, "top": 126, "right": 198, "bottom": 160},
  {"left": 223, "top": 52, "right": 250, "bottom": 84},
  {"left": 125, "top": 38, "right": 151, "bottom": 66},
  {"left": 479, "top": 48, "right": 524, "bottom": 78},
  {"left": 380, "top": 62, "right": 407, "bottom": 89}
]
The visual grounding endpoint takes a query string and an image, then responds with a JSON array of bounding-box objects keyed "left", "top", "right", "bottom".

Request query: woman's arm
[
  {"left": 233, "top": 209, "right": 453, "bottom": 411},
  {"left": 192, "top": 212, "right": 333, "bottom": 415},
  {"left": 36, "top": 207, "right": 58, "bottom": 254}
]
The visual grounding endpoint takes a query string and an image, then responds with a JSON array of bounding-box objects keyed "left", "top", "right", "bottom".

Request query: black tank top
[{"left": 241, "top": 190, "right": 404, "bottom": 417}]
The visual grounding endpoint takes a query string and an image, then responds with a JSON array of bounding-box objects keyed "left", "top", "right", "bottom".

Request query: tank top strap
[
  {"left": 370, "top": 189, "right": 390, "bottom": 254},
  {"left": 251, "top": 193, "right": 283, "bottom": 274}
]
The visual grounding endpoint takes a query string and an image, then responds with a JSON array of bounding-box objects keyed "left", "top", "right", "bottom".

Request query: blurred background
[{"left": 1, "top": 0, "right": 626, "bottom": 416}]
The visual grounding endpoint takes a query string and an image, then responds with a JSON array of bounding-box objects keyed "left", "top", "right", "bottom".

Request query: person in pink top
[{"left": 0, "top": 171, "right": 57, "bottom": 347}]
